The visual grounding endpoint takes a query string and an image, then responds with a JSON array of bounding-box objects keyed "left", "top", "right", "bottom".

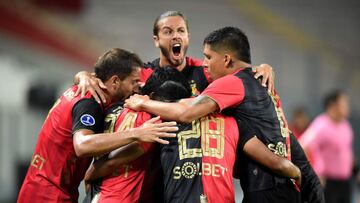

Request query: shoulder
[
  {"left": 208, "top": 75, "right": 242, "bottom": 88},
  {"left": 232, "top": 68, "right": 255, "bottom": 81},
  {"left": 105, "top": 102, "right": 124, "bottom": 115},
  {"left": 186, "top": 57, "right": 203, "bottom": 67},
  {"left": 143, "top": 58, "right": 160, "bottom": 69},
  {"left": 61, "top": 85, "right": 95, "bottom": 107},
  {"left": 313, "top": 113, "right": 330, "bottom": 125},
  {"left": 305, "top": 114, "right": 328, "bottom": 135}
]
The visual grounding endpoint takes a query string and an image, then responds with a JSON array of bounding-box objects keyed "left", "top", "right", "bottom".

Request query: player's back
[
  {"left": 18, "top": 86, "right": 94, "bottom": 202},
  {"left": 231, "top": 68, "right": 289, "bottom": 150},
  {"left": 227, "top": 68, "right": 293, "bottom": 193},
  {"left": 160, "top": 113, "right": 238, "bottom": 203}
]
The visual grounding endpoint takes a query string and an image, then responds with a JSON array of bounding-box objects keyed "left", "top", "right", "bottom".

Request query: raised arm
[
  {"left": 243, "top": 136, "right": 301, "bottom": 185},
  {"left": 124, "top": 95, "right": 219, "bottom": 123}
]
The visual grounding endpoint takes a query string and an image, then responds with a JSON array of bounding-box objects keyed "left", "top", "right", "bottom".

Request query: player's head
[
  {"left": 95, "top": 48, "right": 142, "bottom": 102},
  {"left": 141, "top": 67, "right": 191, "bottom": 102},
  {"left": 324, "top": 89, "right": 349, "bottom": 120},
  {"left": 202, "top": 26, "right": 251, "bottom": 80},
  {"left": 153, "top": 11, "right": 189, "bottom": 68}
]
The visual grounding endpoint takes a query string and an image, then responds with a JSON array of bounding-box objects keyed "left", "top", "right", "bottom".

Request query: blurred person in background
[
  {"left": 290, "top": 107, "right": 311, "bottom": 140},
  {"left": 300, "top": 90, "right": 356, "bottom": 203}
]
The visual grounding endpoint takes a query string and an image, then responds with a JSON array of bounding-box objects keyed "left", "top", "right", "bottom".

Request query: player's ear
[
  {"left": 109, "top": 75, "right": 121, "bottom": 87},
  {"left": 224, "top": 54, "right": 232, "bottom": 68},
  {"left": 153, "top": 35, "right": 160, "bottom": 47}
]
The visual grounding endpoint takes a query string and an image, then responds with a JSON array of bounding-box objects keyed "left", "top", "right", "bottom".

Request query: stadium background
[{"left": 0, "top": 0, "right": 359, "bottom": 202}]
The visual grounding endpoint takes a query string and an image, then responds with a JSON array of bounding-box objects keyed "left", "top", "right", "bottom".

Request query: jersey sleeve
[
  {"left": 140, "top": 67, "right": 154, "bottom": 84},
  {"left": 201, "top": 75, "right": 245, "bottom": 111},
  {"left": 135, "top": 111, "right": 154, "bottom": 152},
  {"left": 72, "top": 98, "right": 104, "bottom": 134}
]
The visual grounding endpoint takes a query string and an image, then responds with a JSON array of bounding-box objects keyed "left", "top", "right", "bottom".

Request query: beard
[{"left": 159, "top": 44, "right": 188, "bottom": 67}]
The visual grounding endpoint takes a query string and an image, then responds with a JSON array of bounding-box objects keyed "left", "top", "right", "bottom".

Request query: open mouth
[{"left": 172, "top": 43, "right": 181, "bottom": 57}]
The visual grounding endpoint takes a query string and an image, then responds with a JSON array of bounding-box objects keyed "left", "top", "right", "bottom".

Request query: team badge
[
  {"left": 80, "top": 114, "right": 95, "bottom": 126},
  {"left": 190, "top": 80, "right": 200, "bottom": 96}
]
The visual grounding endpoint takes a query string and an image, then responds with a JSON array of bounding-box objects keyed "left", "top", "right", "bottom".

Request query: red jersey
[
  {"left": 160, "top": 114, "right": 238, "bottom": 203},
  {"left": 201, "top": 114, "right": 239, "bottom": 203},
  {"left": 18, "top": 86, "right": 104, "bottom": 203},
  {"left": 93, "top": 106, "right": 153, "bottom": 203}
]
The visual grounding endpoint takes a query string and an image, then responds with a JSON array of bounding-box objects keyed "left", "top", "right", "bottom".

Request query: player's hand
[
  {"left": 132, "top": 116, "right": 178, "bottom": 144},
  {"left": 252, "top": 64, "right": 275, "bottom": 94},
  {"left": 291, "top": 166, "right": 302, "bottom": 189},
  {"left": 84, "top": 180, "right": 91, "bottom": 193},
  {"left": 74, "top": 71, "right": 107, "bottom": 104},
  {"left": 124, "top": 94, "right": 150, "bottom": 111},
  {"left": 294, "top": 172, "right": 302, "bottom": 188}
]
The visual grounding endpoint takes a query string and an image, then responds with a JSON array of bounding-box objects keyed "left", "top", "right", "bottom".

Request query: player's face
[
  {"left": 154, "top": 16, "right": 189, "bottom": 67},
  {"left": 202, "top": 44, "right": 227, "bottom": 81},
  {"left": 118, "top": 68, "right": 141, "bottom": 100}
]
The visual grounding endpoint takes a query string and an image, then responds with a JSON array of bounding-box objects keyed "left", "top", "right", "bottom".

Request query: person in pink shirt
[{"left": 300, "top": 90, "right": 354, "bottom": 203}]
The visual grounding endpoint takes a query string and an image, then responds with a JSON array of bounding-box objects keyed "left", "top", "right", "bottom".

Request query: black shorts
[
  {"left": 324, "top": 178, "right": 351, "bottom": 203},
  {"left": 243, "top": 183, "right": 301, "bottom": 203},
  {"left": 290, "top": 134, "right": 325, "bottom": 203}
]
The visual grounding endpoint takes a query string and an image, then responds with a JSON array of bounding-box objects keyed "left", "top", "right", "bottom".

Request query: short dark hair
[
  {"left": 323, "top": 89, "right": 345, "bottom": 110},
  {"left": 95, "top": 48, "right": 143, "bottom": 82},
  {"left": 141, "top": 67, "right": 191, "bottom": 102},
  {"left": 203, "top": 26, "right": 251, "bottom": 63},
  {"left": 153, "top": 11, "right": 189, "bottom": 36}
]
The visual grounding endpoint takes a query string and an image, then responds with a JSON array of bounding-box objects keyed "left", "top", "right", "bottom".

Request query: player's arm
[
  {"left": 72, "top": 99, "right": 177, "bottom": 157},
  {"left": 84, "top": 142, "right": 145, "bottom": 181},
  {"left": 243, "top": 136, "right": 301, "bottom": 185},
  {"left": 124, "top": 94, "right": 219, "bottom": 123},
  {"left": 125, "top": 75, "right": 244, "bottom": 123},
  {"left": 73, "top": 117, "right": 177, "bottom": 157}
]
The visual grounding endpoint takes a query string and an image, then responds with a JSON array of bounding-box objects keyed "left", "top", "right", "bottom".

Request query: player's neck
[
  {"left": 227, "top": 60, "right": 251, "bottom": 74},
  {"left": 159, "top": 55, "right": 187, "bottom": 72}
]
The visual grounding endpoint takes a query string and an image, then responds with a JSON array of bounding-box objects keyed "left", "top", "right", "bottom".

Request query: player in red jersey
[
  {"left": 17, "top": 48, "right": 177, "bottom": 203},
  {"left": 83, "top": 105, "right": 155, "bottom": 203},
  {"left": 73, "top": 11, "right": 274, "bottom": 102},
  {"left": 124, "top": 27, "right": 324, "bottom": 203}
]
